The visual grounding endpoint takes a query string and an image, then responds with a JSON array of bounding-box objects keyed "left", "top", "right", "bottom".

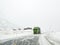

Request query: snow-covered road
[{"left": 0, "top": 30, "right": 60, "bottom": 45}]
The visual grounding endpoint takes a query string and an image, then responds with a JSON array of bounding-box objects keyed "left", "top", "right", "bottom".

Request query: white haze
[{"left": 0, "top": 0, "right": 60, "bottom": 33}]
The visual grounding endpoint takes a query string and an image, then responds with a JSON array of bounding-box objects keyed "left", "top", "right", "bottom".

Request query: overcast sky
[{"left": 0, "top": 0, "right": 60, "bottom": 33}]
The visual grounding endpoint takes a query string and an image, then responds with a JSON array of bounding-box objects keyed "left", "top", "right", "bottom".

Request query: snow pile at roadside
[{"left": 0, "top": 30, "right": 33, "bottom": 41}]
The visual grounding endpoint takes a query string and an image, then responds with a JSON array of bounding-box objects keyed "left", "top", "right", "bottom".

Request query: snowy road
[{"left": 0, "top": 31, "right": 60, "bottom": 45}]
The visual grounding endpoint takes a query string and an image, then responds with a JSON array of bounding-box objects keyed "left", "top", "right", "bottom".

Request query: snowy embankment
[{"left": 0, "top": 30, "right": 33, "bottom": 43}]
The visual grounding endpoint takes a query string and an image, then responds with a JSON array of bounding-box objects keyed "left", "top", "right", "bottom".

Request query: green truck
[{"left": 33, "top": 27, "right": 41, "bottom": 34}]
